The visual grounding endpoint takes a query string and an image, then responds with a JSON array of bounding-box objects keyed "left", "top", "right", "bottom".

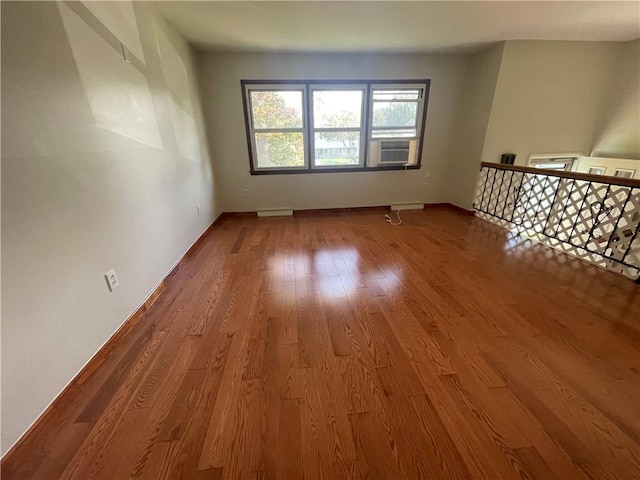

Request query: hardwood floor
[{"left": 3, "top": 208, "right": 639, "bottom": 480}]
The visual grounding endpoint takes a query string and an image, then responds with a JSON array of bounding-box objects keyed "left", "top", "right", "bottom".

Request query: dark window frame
[{"left": 241, "top": 79, "right": 431, "bottom": 175}]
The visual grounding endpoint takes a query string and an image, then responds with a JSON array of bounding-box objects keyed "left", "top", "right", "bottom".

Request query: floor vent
[
  {"left": 257, "top": 208, "right": 294, "bottom": 217},
  {"left": 390, "top": 202, "right": 424, "bottom": 211}
]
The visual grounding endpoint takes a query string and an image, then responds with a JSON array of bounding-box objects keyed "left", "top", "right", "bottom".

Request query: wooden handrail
[{"left": 481, "top": 162, "right": 640, "bottom": 189}]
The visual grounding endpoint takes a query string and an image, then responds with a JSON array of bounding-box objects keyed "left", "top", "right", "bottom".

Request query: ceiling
[{"left": 155, "top": 1, "right": 640, "bottom": 54}]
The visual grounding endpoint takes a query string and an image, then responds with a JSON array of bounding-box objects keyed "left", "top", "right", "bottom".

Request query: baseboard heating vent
[
  {"left": 390, "top": 202, "right": 424, "bottom": 211},
  {"left": 257, "top": 208, "right": 294, "bottom": 217}
]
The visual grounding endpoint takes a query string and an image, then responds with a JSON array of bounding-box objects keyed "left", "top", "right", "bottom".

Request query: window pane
[
  {"left": 532, "top": 163, "right": 569, "bottom": 170},
  {"left": 373, "top": 89, "right": 420, "bottom": 101},
  {"left": 314, "top": 132, "right": 360, "bottom": 166},
  {"left": 313, "top": 90, "right": 362, "bottom": 128},
  {"left": 371, "top": 128, "right": 417, "bottom": 139},
  {"left": 255, "top": 132, "right": 304, "bottom": 168},
  {"left": 250, "top": 90, "right": 303, "bottom": 129},
  {"left": 614, "top": 169, "right": 634, "bottom": 178},
  {"left": 372, "top": 101, "right": 418, "bottom": 127}
]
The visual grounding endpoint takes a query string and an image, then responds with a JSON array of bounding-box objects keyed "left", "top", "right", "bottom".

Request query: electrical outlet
[
  {"left": 196, "top": 203, "right": 201, "bottom": 214},
  {"left": 423, "top": 182, "right": 429, "bottom": 190},
  {"left": 243, "top": 189, "right": 249, "bottom": 198},
  {"left": 105, "top": 269, "right": 120, "bottom": 292}
]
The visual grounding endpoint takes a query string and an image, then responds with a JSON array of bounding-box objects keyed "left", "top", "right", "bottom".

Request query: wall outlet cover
[{"left": 105, "top": 269, "right": 120, "bottom": 292}]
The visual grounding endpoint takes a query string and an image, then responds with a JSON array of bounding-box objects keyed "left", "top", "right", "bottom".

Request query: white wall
[
  {"left": 1, "top": 1, "right": 218, "bottom": 455},
  {"left": 197, "top": 51, "right": 468, "bottom": 212},
  {"left": 592, "top": 40, "right": 640, "bottom": 160},
  {"left": 198, "top": 41, "right": 637, "bottom": 213},
  {"left": 448, "top": 43, "right": 504, "bottom": 209},
  {"left": 481, "top": 41, "right": 622, "bottom": 166}
]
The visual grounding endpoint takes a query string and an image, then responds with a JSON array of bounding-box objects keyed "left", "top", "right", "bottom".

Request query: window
[
  {"left": 528, "top": 155, "right": 577, "bottom": 172},
  {"left": 242, "top": 80, "right": 429, "bottom": 174},
  {"left": 245, "top": 86, "right": 308, "bottom": 169},
  {"left": 370, "top": 87, "right": 421, "bottom": 139},
  {"left": 614, "top": 168, "right": 636, "bottom": 179},
  {"left": 588, "top": 166, "right": 606, "bottom": 175},
  {"left": 311, "top": 87, "right": 365, "bottom": 168}
]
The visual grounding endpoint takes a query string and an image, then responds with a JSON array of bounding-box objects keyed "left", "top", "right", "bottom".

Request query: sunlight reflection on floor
[{"left": 265, "top": 247, "right": 404, "bottom": 305}]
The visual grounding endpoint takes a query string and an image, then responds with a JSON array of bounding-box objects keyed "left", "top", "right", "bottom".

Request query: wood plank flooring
[{"left": 3, "top": 208, "right": 640, "bottom": 479}]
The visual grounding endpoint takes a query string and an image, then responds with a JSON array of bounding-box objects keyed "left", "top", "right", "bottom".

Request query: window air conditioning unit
[{"left": 379, "top": 140, "right": 410, "bottom": 164}]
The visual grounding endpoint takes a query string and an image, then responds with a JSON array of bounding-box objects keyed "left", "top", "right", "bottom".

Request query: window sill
[{"left": 250, "top": 165, "right": 421, "bottom": 175}]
